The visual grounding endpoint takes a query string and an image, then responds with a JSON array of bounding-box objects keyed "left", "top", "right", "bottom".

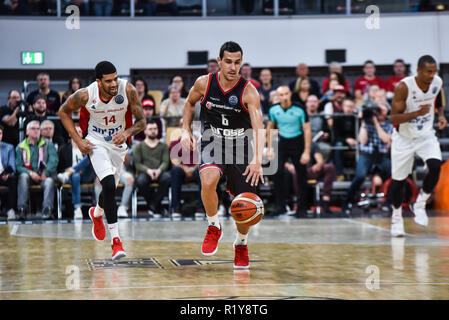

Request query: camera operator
[
  {"left": 342, "top": 102, "right": 393, "bottom": 215},
  {"left": 0, "top": 90, "right": 28, "bottom": 147}
]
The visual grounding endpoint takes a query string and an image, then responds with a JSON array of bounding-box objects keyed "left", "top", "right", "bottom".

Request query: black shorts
[{"left": 199, "top": 139, "right": 256, "bottom": 197}]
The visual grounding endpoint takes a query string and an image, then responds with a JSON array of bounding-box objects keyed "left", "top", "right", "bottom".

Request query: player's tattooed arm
[
  {"left": 57, "top": 88, "right": 88, "bottom": 144},
  {"left": 390, "top": 82, "right": 429, "bottom": 125},
  {"left": 124, "top": 82, "right": 146, "bottom": 139}
]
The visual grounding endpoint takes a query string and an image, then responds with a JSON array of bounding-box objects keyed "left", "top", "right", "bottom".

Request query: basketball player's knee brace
[
  {"left": 390, "top": 179, "right": 406, "bottom": 209},
  {"left": 423, "top": 159, "right": 441, "bottom": 194}
]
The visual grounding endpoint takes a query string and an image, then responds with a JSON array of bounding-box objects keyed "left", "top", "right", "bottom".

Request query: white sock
[
  {"left": 94, "top": 205, "right": 104, "bottom": 217},
  {"left": 234, "top": 232, "right": 248, "bottom": 246},
  {"left": 416, "top": 190, "right": 430, "bottom": 203},
  {"left": 108, "top": 222, "right": 120, "bottom": 241},
  {"left": 207, "top": 213, "right": 220, "bottom": 229},
  {"left": 392, "top": 207, "right": 402, "bottom": 220}
]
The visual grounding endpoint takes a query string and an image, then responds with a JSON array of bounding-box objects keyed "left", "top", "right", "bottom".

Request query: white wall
[{"left": 1, "top": 13, "right": 448, "bottom": 74}]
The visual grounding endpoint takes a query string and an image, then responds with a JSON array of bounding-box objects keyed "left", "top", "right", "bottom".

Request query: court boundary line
[
  {"left": 343, "top": 218, "right": 416, "bottom": 237},
  {"left": 1, "top": 281, "right": 449, "bottom": 295}
]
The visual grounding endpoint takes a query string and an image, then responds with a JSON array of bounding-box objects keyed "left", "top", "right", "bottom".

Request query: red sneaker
[
  {"left": 111, "top": 237, "right": 127, "bottom": 261},
  {"left": 201, "top": 225, "right": 223, "bottom": 256},
  {"left": 89, "top": 207, "right": 106, "bottom": 242},
  {"left": 234, "top": 245, "right": 250, "bottom": 269}
]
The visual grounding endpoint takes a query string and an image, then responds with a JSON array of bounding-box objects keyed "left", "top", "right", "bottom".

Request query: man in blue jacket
[{"left": 0, "top": 125, "right": 17, "bottom": 220}]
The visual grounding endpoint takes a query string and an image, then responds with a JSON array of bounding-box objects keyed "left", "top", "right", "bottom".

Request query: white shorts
[
  {"left": 391, "top": 130, "right": 441, "bottom": 181},
  {"left": 86, "top": 136, "right": 128, "bottom": 185}
]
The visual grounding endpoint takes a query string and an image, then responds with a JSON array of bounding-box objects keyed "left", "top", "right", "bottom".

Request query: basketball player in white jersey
[
  {"left": 58, "top": 61, "right": 146, "bottom": 259},
  {"left": 389, "top": 55, "right": 447, "bottom": 237}
]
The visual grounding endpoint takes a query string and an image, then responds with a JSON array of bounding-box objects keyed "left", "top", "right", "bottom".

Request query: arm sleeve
[
  {"left": 44, "top": 142, "right": 58, "bottom": 176},
  {"left": 158, "top": 144, "right": 170, "bottom": 172}
]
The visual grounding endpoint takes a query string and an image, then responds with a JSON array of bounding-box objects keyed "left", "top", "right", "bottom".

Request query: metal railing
[{"left": 1, "top": 0, "right": 445, "bottom": 18}]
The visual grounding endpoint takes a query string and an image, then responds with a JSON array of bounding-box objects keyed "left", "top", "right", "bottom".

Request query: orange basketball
[{"left": 230, "top": 192, "right": 264, "bottom": 227}]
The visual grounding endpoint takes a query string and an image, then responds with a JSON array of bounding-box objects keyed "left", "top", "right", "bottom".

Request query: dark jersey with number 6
[{"left": 200, "top": 72, "right": 252, "bottom": 145}]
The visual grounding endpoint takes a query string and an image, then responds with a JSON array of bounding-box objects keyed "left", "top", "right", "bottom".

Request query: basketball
[{"left": 230, "top": 192, "right": 264, "bottom": 226}]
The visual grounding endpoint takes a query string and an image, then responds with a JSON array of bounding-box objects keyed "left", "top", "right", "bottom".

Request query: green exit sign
[{"left": 21, "top": 51, "right": 44, "bottom": 65}]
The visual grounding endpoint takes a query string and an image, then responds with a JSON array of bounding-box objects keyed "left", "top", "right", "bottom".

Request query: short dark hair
[
  {"left": 95, "top": 61, "right": 117, "bottom": 80},
  {"left": 0, "top": 124, "right": 4, "bottom": 132},
  {"left": 418, "top": 55, "right": 436, "bottom": 68},
  {"left": 132, "top": 76, "right": 148, "bottom": 93},
  {"left": 394, "top": 58, "right": 405, "bottom": 65},
  {"left": 219, "top": 41, "right": 243, "bottom": 59},
  {"left": 33, "top": 94, "right": 46, "bottom": 104},
  {"left": 208, "top": 59, "right": 218, "bottom": 64},
  {"left": 364, "top": 60, "right": 375, "bottom": 67}
]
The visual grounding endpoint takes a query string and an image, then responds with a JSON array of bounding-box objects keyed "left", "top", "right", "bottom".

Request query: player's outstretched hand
[
  {"left": 112, "top": 131, "right": 128, "bottom": 145},
  {"left": 77, "top": 139, "right": 95, "bottom": 155},
  {"left": 438, "top": 114, "right": 448, "bottom": 130},
  {"left": 243, "top": 163, "right": 264, "bottom": 187}
]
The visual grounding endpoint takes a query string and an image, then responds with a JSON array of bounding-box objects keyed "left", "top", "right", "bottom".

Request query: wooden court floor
[{"left": 1, "top": 214, "right": 449, "bottom": 300}]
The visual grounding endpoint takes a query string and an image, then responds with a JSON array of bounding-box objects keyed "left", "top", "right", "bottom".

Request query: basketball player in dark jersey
[{"left": 181, "top": 41, "right": 265, "bottom": 269}]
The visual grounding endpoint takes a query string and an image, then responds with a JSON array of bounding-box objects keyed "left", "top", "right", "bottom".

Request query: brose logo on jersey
[{"left": 210, "top": 125, "right": 245, "bottom": 138}]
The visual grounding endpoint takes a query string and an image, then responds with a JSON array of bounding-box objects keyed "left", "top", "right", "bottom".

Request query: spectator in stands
[
  {"left": 0, "top": 0, "right": 31, "bottom": 15},
  {"left": 26, "top": 72, "right": 61, "bottom": 115},
  {"left": 91, "top": 0, "right": 113, "bottom": 16},
  {"left": 163, "top": 75, "right": 188, "bottom": 100},
  {"left": 323, "top": 84, "right": 346, "bottom": 128},
  {"left": 289, "top": 63, "right": 321, "bottom": 97},
  {"left": 16, "top": 120, "right": 58, "bottom": 220},
  {"left": 353, "top": 60, "right": 385, "bottom": 105},
  {"left": 342, "top": 103, "right": 393, "bottom": 215},
  {"left": 133, "top": 121, "right": 171, "bottom": 217},
  {"left": 62, "top": 76, "right": 82, "bottom": 104},
  {"left": 263, "top": 0, "right": 295, "bottom": 14},
  {"left": 29, "top": 0, "right": 55, "bottom": 15},
  {"left": 307, "top": 142, "right": 336, "bottom": 214},
  {"left": 63, "top": 0, "right": 89, "bottom": 16},
  {"left": 169, "top": 128, "right": 202, "bottom": 219},
  {"left": 0, "top": 89, "right": 22, "bottom": 147},
  {"left": 240, "top": 63, "right": 260, "bottom": 88},
  {"left": 57, "top": 124, "right": 96, "bottom": 219},
  {"left": 267, "top": 86, "right": 311, "bottom": 217},
  {"left": 291, "top": 77, "right": 312, "bottom": 107},
  {"left": 155, "top": 0, "right": 178, "bottom": 15},
  {"left": 25, "top": 95, "right": 68, "bottom": 144},
  {"left": 160, "top": 85, "right": 186, "bottom": 125},
  {"left": 258, "top": 68, "right": 275, "bottom": 115},
  {"left": 306, "top": 94, "right": 332, "bottom": 162},
  {"left": 207, "top": 59, "right": 219, "bottom": 74},
  {"left": 322, "top": 62, "right": 351, "bottom": 94},
  {"left": 40, "top": 119, "right": 64, "bottom": 151},
  {"left": 385, "top": 59, "right": 407, "bottom": 100},
  {"left": 132, "top": 76, "right": 154, "bottom": 103},
  {"left": 134, "top": 95, "right": 165, "bottom": 142},
  {"left": 117, "top": 151, "right": 135, "bottom": 218},
  {"left": 0, "top": 125, "right": 17, "bottom": 220},
  {"left": 332, "top": 98, "right": 357, "bottom": 181}
]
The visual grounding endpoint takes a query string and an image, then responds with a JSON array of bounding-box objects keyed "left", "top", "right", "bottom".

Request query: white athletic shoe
[
  {"left": 117, "top": 206, "right": 128, "bottom": 218},
  {"left": 412, "top": 201, "right": 428, "bottom": 227},
  {"left": 391, "top": 216, "right": 405, "bottom": 237},
  {"left": 74, "top": 207, "right": 83, "bottom": 219},
  {"left": 57, "top": 172, "right": 71, "bottom": 184}
]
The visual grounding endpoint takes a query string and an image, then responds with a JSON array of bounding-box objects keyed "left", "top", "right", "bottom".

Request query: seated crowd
[{"left": 0, "top": 58, "right": 416, "bottom": 220}]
